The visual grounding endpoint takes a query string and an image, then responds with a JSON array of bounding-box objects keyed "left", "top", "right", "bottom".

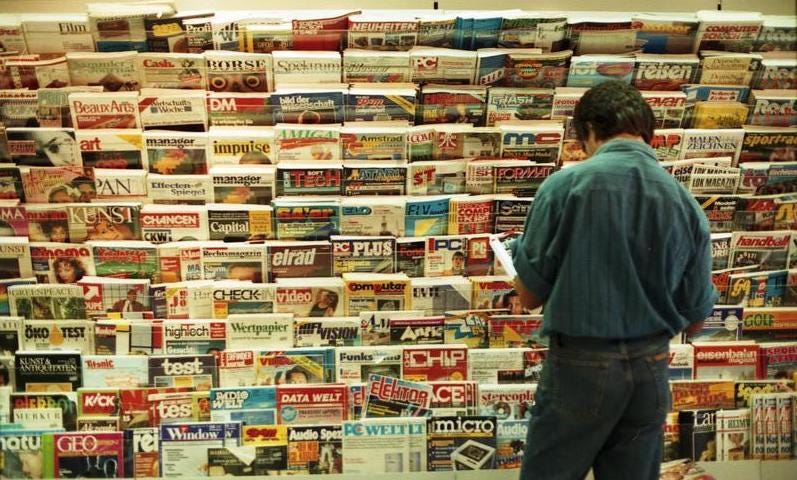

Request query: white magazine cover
[{"left": 342, "top": 417, "right": 426, "bottom": 473}]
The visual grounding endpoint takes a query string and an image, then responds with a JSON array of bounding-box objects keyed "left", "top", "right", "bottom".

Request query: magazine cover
[
  {"left": 295, "top": 318, "right": 361, "bottom": 347},
  {"left": 8, "top": 284, "right": 86, "bottom": 320},
  {"left": 678, "top": 409, "right": 718, "bottom": 462},
  {"left": 424, "top": 235, "right": 467, "bottom": 277},
  {"left": 11, "top": 392, "right": 79, "bottom": 431},
  {"left": 123, "top": 428, "right": 159, "bottom": 479},
  {"left": 716, "top": 408, "right": 751, "bottom": 461},
  {"left": 94, "top": 170, "right": 147, "bottom": 201},
  {"left": 566, "top": 55, "right": 635, "bottom": 87},
  {"left": 277, "top": 384, "right": 348, "bottom": 425},
  {"left": 207, "top": 204, "right": 273, "bottom": 242},
  {"left": 345, "top": 85, "right": 416, "bottom": 122},
  {"left": 487, "top": 314, "right": 544, "bottom": 348},
  {"left": 363, "top": 373, "right": 432, "bottom": 417},
  {"left": 138, "top": 90, "right": 207, "bottom": 131},
  {"left": 68, "top": 91, "right": 140, "bottom": 129},
  {"left": 693, "top": 342, "right": 759, "bottom": 380},
  {"left": 402, "top": 344, "right": 468, "bottom": 382},
  {"left": 209, "top": 386, "right": 277, "bottom": 425},
  {"left": 271, "top": 50, "right": 340, "bottom": 87},
  {"left": 90, "top": 242, "right": 158, "bottom": 281},
  {"left": 159, "top": 422, "right": 237, "bottom": 478},
  {"left": 163, "top": 320, "right": 226, "bottom": 355},
  {"left": 341, "top": 126, "right": 407, "bottom": 160},
  {"left": 148, "top": 354, "right": 217, "bottom": 391},
  {"left": 428, "top": 380, "right": 479, "bottom": 416},
  {"left": 340, "top": 197, "right": 405, "bottom": 237},
  {"left": 14, "top": 351, "right": 81, "bottom": 393},
  {"left": 225, "top": 314, "right": 294, "bottom": 349},
  {"left": 45, "top": 431, "right": 124, "bottom": 478},
  {"left": 485, "top": 88, "right": 554, "bottom": 125},
  {"left": 255, "top": 348, "right": 336, "bottom": 386},
  {"left": 348, "top": 15, "right": 419, "bottom": 51},
  {"left": 407, "top": 160, "right": 466, "bottom": 196},
  {"left": 499, "top": 125, "right": 563, "bottom": 163},
  {"left": 469, "top": 348, "right": 543, "bottom": 384},
  {"left": 419, "top": 86, "right": 486, "bottom": 125},
  {"left": 496, "top": 420, "right": 527, "bottom": 469},
  {"left": 212, "top": 284, "right": 277, "bottom": 318},
  {"left": 81, "top": 355, "right": 148, "bottom": 389},
  {"left": 389, "top": 315, "right": 441, "bottom": 345},
  {"left": 207, "top": 93, "right": 274, "bottom": 127},
  {"left": 274, "top": 277, "right": 345, "bottom": 317},
  {"left": 286, "top": 425, "right": 343, "bottom": 475},
  {"left": 276, "top": 163, "right": 343, "bottom": 196},
  {"left": 343, "top": 163, "right": 407, "bottom": 196},
  {"left": 138, "top": 51, "right": 206, "bottom": 88},
  {"left": 359, "top": 310, "right": 424, "bottom": 346},
  {"left": 336, "top": 345, "right": 403, "bottom": 384},
  {"left": 200, "top": 244, "right": 266, "bottom": 283},
  {"left": 144, "top": 131, "right": 208, "bottom": 175},
  {"left": 205, "top": 51, "right": 272, "bottom": 93},
  {"left": 217, "top": 350, "right": 257, "bottom": 388},
  {"left": 75, "top": 129, "right": 144, "bottom": 169},
  {"left": 6, "top": 127, "right": 80, "bottom": 167},
  {"left": 342, "top": 417, "right": 426, "bottom": 473},
  {"left": 64, "top": 203, "right": 140, "bottom": 243},
  {"left": 207, "top": 444, "right": 287, "bottom": 476},
  {"left": 478, "top": 384, "right": 535, "bottom": 420},
  {"left": 411, "top": 277, "right": 472, "bottom": 316},
  {"left": 0, "top": 429, "right": 54, "bottom": 479},
  {"left": 272, "top": 199, "right": 341, "bottom": 241},
  {"left": 396, "top": 238, "right": 426, "bottom": 278},
  {"left": 21, "top": 166, "right": 96, "bottom": 204},
  {"left": 271, "top": 88, "right": 346, "bottom": 124},
  {"left": 265, "top": 241, "right": 333, "bottom": 281},
  {"left": 729, "top": 230, "right": 792, "bottom": 270},
  {"left": 140, "top": 206, "right": 209, "bottom": 244},
  {"left": 427, "top": 415, "right": 497, "bottom": 471},
  {"left": 342, "top": 50, "right": 412, "bottom": 83},
  {"left": 670, "top": 380, "right": 735, "bottom": 410},
  {"left": 275, "top": 124, "right": 341, "bottom": 162},
  {"left": 0, "top": 237, "right": 32, "bottom": 279},
  {"left": 331, "top": 236, "right": 396, "bottom": 276},
  {"left": 342, "top": 273, "right": 411, "bottom": 316}
]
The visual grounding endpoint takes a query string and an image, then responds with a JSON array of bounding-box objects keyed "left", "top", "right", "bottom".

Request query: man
[
  {"left": 513, "top": 81, "right": 717, "bottom": 480},
  {"left": 111, "top": 289, "right": 146, "bottom": 313}
]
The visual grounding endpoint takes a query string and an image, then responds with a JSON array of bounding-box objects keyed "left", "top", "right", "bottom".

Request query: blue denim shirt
[{"left": 513, "top": 138, "right": 718, "bottom": 338}]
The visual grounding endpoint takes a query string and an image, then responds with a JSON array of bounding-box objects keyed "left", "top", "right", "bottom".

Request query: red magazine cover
[
  {"left": 0, "top": 204, "right": 28, "bottom": 237},
  {"left": 292, "top": 11, "right": 360, "bottom": 51},
  {"left": 119, "top": 386, "right": 193, "bottom": 429},
  {"left": 429, "top": 380, "right": 479, "bottom": 414},
  {"left": 277, "top": 384, "right": 348, "bottom": 425},
  {"left": 49, "top": 432, "right": 125, "bottom": 478},
  {"left": 401, "top": 344, "right": 469, "bottom": 381},
  {"left": 78, "top": 388, "right": 120, "bottom": 417},
  {"left": 693, "top": 342, "right": 760, "bottom": 381}
]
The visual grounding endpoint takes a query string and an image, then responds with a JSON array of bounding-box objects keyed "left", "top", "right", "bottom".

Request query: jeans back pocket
[{"left": 550, "top": 353, "right": 611, "bottom": 420}]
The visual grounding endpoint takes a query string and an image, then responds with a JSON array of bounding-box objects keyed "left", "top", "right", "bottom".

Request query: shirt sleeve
[
  {"left": 512, "top": 183, "right": 563, "bottom": 302},
  {"left": 675, "top": 211, "right": 720, "bottom": 323}
]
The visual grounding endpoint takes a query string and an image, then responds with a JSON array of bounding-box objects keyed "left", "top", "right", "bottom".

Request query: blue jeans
[{"left": 520, "top": 332, "right": 670, "bottom": 480}]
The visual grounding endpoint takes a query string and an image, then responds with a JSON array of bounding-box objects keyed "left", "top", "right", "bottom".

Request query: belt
[{"left": 552, "top": 331, "right": 670, "bottom": 349}]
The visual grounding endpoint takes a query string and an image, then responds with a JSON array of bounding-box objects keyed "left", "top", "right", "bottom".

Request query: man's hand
[
  {"left": 514, "top": 276, "right": 543, "bottom": 311},
  {"left": 684, "top": 320, "right": 705, "bottom": 338}
]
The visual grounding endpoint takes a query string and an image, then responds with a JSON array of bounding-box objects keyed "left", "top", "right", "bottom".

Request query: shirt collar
[{"left": 592, "top": 138, "right": 658, "bottom": 162}]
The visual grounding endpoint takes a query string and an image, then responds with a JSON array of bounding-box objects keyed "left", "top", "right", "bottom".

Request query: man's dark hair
[{"left": 572, "top": 81, "right": 656, "bottom": 145}]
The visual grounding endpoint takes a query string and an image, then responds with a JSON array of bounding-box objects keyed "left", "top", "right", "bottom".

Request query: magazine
[
  {"left": 363, "top": 373, "right": 432, "bottom": 418},
  {"left": 426, "top": 415, "right": 497, "bottom": 471},
  {"left": 342, "top": 417, "right": 426, "bottom": 473},
  {"left": 286, "top": 425, "right": 343, "bottom": 474}
]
